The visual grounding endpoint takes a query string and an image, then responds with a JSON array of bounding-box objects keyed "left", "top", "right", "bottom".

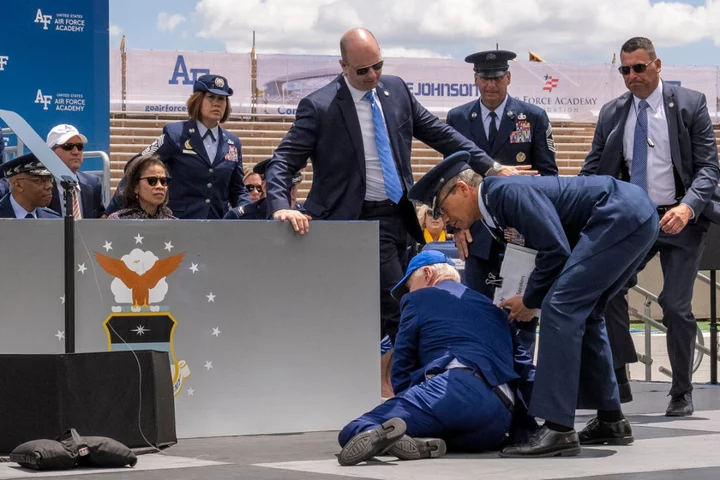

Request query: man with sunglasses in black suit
[
  {"left": 46, "top": 124, "right": 105, "bottom": 218},
  {"left": 581, "top": 37, "right": 720, "bottom": 417},
  {"left": 265, "top": 28, "right": 524, "bottom": 398}
]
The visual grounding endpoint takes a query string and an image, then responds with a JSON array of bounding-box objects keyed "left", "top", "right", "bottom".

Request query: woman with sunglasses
[
  {"left": 107, "top": 155, "right": 174, "bottom": 219},
  {"left": 243, "top": 168, "right": 265, "bottom": 203},
  {"left": 105, "top": 74, "right": 251, "bottom": 219}
]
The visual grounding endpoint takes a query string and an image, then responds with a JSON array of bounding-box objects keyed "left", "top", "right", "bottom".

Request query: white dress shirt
[
  {"left": 56, "top": 183, "right": 83, "bottom": 217},
  {"left": 480, "top": 95, "right": 509, "bottom": 139},
  {"left": 197, "top": 122, "right": 220, "bottom": 162},
  {"left": 343, "top": 76, "right": 389, "bottom": 201},
  {"left": 623, "top": 80, "right": 676, "bottom": 206},
  {"left": 10, "top": 193, "right": 36, "bottom": 218}
]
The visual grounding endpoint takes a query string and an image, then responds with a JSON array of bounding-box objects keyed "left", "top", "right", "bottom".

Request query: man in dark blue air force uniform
[
  {"left": 409, "top": 151, "right": 659, "bottom": 458},
  {"left": 447, "top": 50, "right": 558, "bottom": 356}
]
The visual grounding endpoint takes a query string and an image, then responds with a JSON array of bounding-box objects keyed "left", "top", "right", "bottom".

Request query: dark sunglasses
[
  {"left": 57, "top": 143, "right": 85, "bottom": 151},
  {"left": 354, "top": 60, "right": 384, "bottom": 76},
  {"left": 247, "top": 184, "right": 263, "bottom": 193},
  {"left": 141, "top": 176, "right": 170, "bottom": 187},
  {"left": 618, "top": 61, "right": 654, "bottom": 76}
]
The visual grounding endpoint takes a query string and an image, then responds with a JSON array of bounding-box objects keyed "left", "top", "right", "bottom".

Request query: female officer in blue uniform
[{"left": 106, "top": 74, "right": 250, "bottom": 219}]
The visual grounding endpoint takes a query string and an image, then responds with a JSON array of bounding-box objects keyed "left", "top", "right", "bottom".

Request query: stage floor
[{"left": 1, "top": 381, "right": 719, "bottom": 480}]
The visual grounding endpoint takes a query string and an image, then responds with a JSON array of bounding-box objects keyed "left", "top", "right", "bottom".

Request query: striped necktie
[
  {"left": 363, "top": 90, "right": 404, "bottom": 203},
  {"left": 71, "top": 186, "right": 82, "bottom": 219}
]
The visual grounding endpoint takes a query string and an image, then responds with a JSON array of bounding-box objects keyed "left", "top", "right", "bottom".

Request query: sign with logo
[{"left": 0, "top": 1, "right": 109, "bottom": 171}]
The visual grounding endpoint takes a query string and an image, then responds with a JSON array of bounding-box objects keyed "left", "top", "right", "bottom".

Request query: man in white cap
[{"left": 46, "top": 124, "right": 105, "bottom": 218}]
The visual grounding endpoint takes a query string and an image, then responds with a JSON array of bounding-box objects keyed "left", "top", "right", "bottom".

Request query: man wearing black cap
[
  {"left": 447, "top": 50, "right": 558, "bottom": 356},
  {"left": 264, "top": 28, "right": 525, "bottom": 397},
  {"left": 105, "top": 74, "right": 250, "bottom": 219},
  {"left": 409, "top": 151, "right": 660, "bottom": 457},
  {"left": 224, "top": 159, "right": 303, "bottom": 219},
  {"left": 0, "top": 154, "right": 60, "bottom": 219}
]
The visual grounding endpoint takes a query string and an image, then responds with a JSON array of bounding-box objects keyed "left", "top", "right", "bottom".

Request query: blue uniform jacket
[
  {"left": 0, "top": 194, "right": 61, "bottom": 218},
  {"left": 580, "top": 81, "right": 720, "bottom": 223},
  {"left": 448, "top": 95, "right": 559, "bottom": 260},
  {"left": 50, "top": 171, "right": 105, "bottom": 218},
  {"left": 107, "top": 120, "right": 250, "bottom": 219},
  {"left": 480, "top": 175, "right": 658, "bottom": 309},
  {"left": 265, "top": 74, "right": 496, "bottom": 243},
  {"left": 391, "top": 280, "right": 519, "bottom": 395},
  {"left": 224, "top": 197, "right": 267, "bottom": 219}
]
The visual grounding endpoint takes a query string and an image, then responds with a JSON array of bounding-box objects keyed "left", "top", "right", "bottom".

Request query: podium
[
  {"left": 699, "top": 223, "right": 720, "bottom": 385},
  {"left": 0, "top": 350, "right": 177, "bottom": 454}
]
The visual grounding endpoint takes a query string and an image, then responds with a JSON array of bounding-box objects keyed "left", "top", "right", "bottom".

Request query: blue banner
[{"left": 0, "top": 1, "right": 109, "bottom": 171}]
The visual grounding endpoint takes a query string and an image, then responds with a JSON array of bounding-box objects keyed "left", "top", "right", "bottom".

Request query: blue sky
[{"left": 110, "top": 0, "right": 720, "bottom": 65}]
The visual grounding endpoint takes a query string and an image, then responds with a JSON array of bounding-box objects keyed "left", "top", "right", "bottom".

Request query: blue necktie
[
  {"left": 631, "top": 100, "right": 650, "bottom": 190},
  {"left": 24, "top": 213, "right": 34, "bottom": 219},
  {"left": 364, "top": 91, "right": 404, "bottom": 203}
]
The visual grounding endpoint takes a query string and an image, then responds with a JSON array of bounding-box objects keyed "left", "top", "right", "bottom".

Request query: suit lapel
[
  {"left": 662, "top": 83, "right": 683, "bottom": 176},
  {"left": 213, "top": 128, "right": 229, "bottom": 166},
  {"left": 336, "top": 76, "right": 367, "bottom": 178},
  {"left": 50, "top": 186, "right": 61, "bottom": 215},
  {"left": 492, "top": 96, "right": 516, "bottom": 155},
  {"left": 187, "top": 121, "right": 212, "bottom": 166},
  {"left": 77, "top": 174, "right": 94, "bottom": 216},
  {"left": 469, "top": 101, "right": 489, "bottom": 151}
]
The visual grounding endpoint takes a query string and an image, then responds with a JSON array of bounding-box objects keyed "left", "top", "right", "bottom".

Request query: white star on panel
[
  {"left": 55, "top": 330, "right": 65, "bottom": 341},
  {"left": 186, "top": 387, "right": 195, "bottom": 396},
  {"left": 207, "top": 292, "right": 216, "bottom": 302},
  {"left": 132, "top": 325, "right": 150, "bottom": 336},
  {"left": 60, "top": 295, "right": 65, "bottom": 304},
  {"left": 212, "top": 327, "right": 221, "bottom": 337},
  {"left": 103, "top": 241, "right": 113, "bottom": 252},
  {"left": 77, "top": 263, "right": 87, "bottom": 274},
  {"left": 134, "top": 234, "right": 144, "bottom": 244},
  {"left": 204, "top": 361, "right": 213, "bottom": 371},
  {"left": 164, "top": 241, "right": 174, "bottom": 252},
  {"left": 189, "top": 263, "right": 199, "bottom": 273}
]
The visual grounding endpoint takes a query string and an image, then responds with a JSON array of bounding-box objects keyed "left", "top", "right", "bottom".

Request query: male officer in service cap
[
  {"left": 409, "top": 151, "right": 659, "bottom": 457},
  {"left": 447, "top": 50, "right": 558, "bottom": 357},
  {"left": 0, "top": 153, "right": 60, "bottom": 219}
]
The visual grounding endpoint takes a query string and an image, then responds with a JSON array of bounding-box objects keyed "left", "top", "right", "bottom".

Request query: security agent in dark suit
[
  {"left": 45, "top": 124, "right": 105, "bottom": 218},
  {"left": 106, "top": 75, "right": 251, "bottom": 219},
  {"left": 581, "top": 37, "right": 720, "bottom": 416},
  {"left": 410, "top": 151, "right": 660, "bottom": 457},
  {"left": 224, "top": 158, "right": 303, "bottom": 220},
  {"left": 265, "top": 29, "right": 524, "bottom": 390},
  {"left": 0, "top": 154, "right": 60, "bottom": 219},
  {"left": 338, "top": 250, "right": 520, "bottom": 466},
  {"left": 447, "top": 50, "right": 559, "bottom": 356}
]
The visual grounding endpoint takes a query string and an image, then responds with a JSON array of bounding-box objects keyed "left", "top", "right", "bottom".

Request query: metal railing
[{"left": 630, "top": 281, "right": 719, "bottom": 381}]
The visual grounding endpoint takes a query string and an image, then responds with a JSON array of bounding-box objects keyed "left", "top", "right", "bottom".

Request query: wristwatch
[{"left": 485, "top": 161, "right": 504, "bottom": 176}]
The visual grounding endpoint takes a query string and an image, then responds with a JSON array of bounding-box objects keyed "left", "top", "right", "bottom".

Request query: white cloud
[
  {"left": 192, "top": 0, "right": 720, "bottom": 61},
  {"left": 157, "top": 12, "right": 187, "bottom": 33},
  {"left": 109, "top": 23, "right": 122, "bottom": 36}
]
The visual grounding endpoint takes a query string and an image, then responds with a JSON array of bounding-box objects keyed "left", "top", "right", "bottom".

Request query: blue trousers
[
  {"left": 339, "top": 369, "right": 512, "bottom": 453},
  {"left": 529, "top": 215, "right": 659, "bottom": 427}
]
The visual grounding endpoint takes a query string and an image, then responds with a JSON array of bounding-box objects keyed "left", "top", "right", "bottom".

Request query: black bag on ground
[{"left": 9, "top": 439, "right": 77, "bottom": 470}]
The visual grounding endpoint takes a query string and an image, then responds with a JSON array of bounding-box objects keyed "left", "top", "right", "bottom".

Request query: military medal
[
  {"left": 225, "top": 144, "right": 239, "bottom": 162},
  {"left": 516, "top": 152, "right": 526, "bottom": 163}
]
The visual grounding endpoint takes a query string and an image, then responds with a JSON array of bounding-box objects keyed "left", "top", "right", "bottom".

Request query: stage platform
[{"left": 1, "top": 381, "right": 719, "bottom": 480}]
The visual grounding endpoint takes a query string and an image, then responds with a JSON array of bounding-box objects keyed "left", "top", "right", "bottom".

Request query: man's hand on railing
[{"left": 273, "top": 209, "right": 311, "bottom": 235}]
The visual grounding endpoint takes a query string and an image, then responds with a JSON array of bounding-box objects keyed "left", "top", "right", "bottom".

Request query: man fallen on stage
[{"left": 337, "top": 250, "right": 526, "bottom": 466}]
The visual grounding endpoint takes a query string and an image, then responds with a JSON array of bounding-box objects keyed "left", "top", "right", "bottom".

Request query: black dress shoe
[
  {"left": 338, "top": 418, "right": 407, "bottom": 466},
  {"left": 579, "top": 417, "right": 634, "bottom": 445},
  {"left": 666, "top": 393, "right": 694, "bottom": 417},
  {"left": 387, "top": 435, "right": 447, "bottom": 460},
  {"left": 619, "top": 382, "right": 633, "bottom": 404},
  {"left": 499, "top": 425, "right": 580, "bottom": 458}
]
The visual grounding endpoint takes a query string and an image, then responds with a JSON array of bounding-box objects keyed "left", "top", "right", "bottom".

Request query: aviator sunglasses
[
  {"left": 353, "top": 60, "right": 384, "bottom": 76},
  {"left": 247, "top": 184, "right": 263, "bottom": 193},
  {"left": 618, "top": 61, "right": 654, "bottom": 76},
  {"left": 141, "top": 176, "right": 170, "bottom": 187},
  {"left": 57, "top": 143, "right": 85, "bottom": 151}
]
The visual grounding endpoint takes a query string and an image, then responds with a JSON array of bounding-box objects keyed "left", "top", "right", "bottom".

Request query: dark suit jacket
[
  {"left": 265, "top": 74, "right": 495, "bottom": 242},
  {"left": 580, "top": 81, "right": 720, "bottom": 221},
  {"left": 0, "top": 194, "right": 61, "bottom": 218},
  {"left": 391, "top": 280, "right": 518, "bottom": 394},
  {"left": 447, "top": 95, "right": 558, "bottom": 176},
  {"left": 481, "top": 175, "right": 657, "bottom": 309},
  {"left": 50, "top": 171, "right": 105, "bottom": 218}
]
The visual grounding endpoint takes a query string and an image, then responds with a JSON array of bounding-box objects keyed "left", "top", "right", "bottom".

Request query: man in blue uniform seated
[
  {"left": 0, "top": 153, "right": 61, "bottom": 219},
  {"left": 409, "top": 151, "right": 659, "bottom": 458},
  {"left": 224, "top": 159, "right": 303, "bottom": 219},
  {"left": 337, "top": 250, "right": 521, "bottom": 466}
]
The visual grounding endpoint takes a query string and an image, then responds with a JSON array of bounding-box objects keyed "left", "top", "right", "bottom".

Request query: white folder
[{"left": 493, "top": 243, "right": 538, "bottom": 306}]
